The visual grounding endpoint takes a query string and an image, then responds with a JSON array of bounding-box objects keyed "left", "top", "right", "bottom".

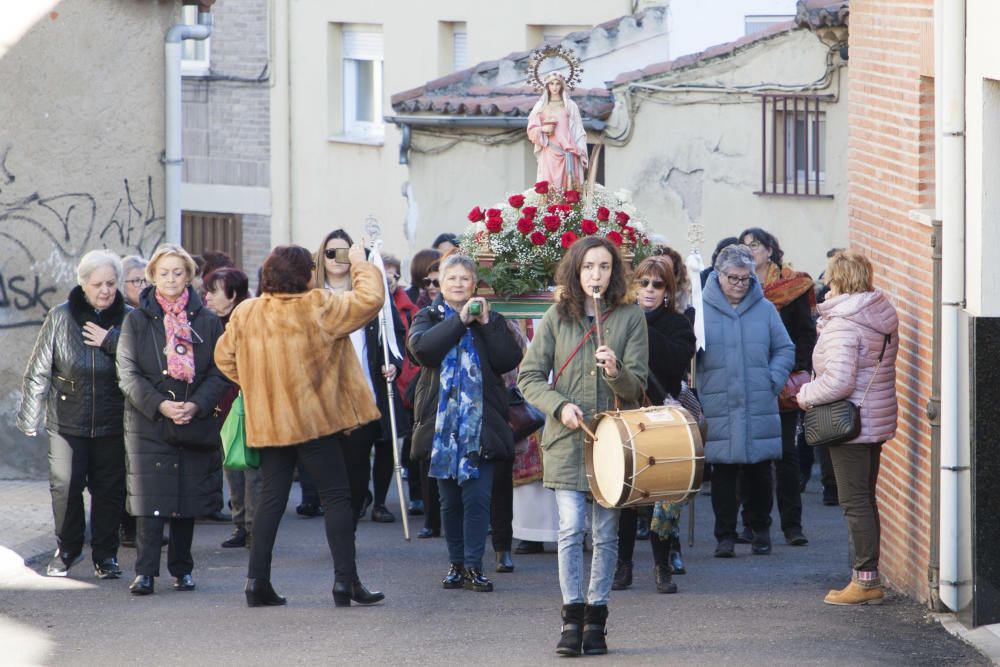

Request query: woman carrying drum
[
  {"left": 518, "top": 236, "right": 648, "bottom": 657},
  {"left": 612, "top": 256, "right": 696, "bottom": 595}
]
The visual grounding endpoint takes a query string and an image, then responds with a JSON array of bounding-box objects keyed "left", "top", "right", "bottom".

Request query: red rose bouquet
[{"left": 460, "top": 182, "right": 651, "bottom": 296}]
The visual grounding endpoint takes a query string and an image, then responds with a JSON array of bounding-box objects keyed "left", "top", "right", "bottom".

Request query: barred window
[{"left": 754, "top": 94, "right": 834, "bottom": 198}]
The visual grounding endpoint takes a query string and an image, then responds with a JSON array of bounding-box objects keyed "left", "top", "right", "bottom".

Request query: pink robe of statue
[{"left": 527, "top": 107, "right": 585, "bottom": 191}]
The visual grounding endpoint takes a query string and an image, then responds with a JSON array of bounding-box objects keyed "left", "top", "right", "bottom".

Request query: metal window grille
[
  {"left": 181, "top": 211, "right": 243, "bottom": 266},
  {"left": 754, "top": 93, "right": 834, "bottom": 198}
]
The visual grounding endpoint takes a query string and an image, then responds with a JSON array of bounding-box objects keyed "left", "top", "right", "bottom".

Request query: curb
[{"left": 935, "top": 612, "right": 1000, "bottom": 666}]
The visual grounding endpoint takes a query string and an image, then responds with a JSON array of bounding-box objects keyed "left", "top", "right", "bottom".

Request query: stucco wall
[
  {"left": 286, "top": 0, "right": 647, "bottom": 263},
  {"left": 609, "top": 28, "right": 849, "bottom": 277},
  {"left": 0, "top": 1, "right": 175, "bottom": 477}
]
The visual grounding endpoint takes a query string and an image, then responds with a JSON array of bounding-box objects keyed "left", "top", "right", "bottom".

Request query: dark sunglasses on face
[
  {"left": 423, "top": 278, "right": 440, "bottom": 288},
  {"left": 637, "top": 278, "right": 665, "bottom": 289}
]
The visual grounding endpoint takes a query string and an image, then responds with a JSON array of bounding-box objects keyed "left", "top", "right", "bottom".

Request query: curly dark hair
[
  {"left": 739, "top": 227, "right": 784, "bottom": 267},
  {"left": 260, "top": 246, "right": 313, "bottom": 294},
  {"left": 555, "top": 236, "right": 629, "bottom": 322}
]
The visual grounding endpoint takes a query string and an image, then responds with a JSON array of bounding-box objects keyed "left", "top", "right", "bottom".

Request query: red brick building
[{"left": 845, "top": 0, "right": 936, "bottom": 603}]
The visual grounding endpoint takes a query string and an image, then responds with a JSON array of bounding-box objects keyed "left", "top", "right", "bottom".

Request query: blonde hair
[
  {"left": 826, "top": 250, "right": 874, "bottom": 295},
  {"left": 145, "top": 243, "right": 197, "bottom": 284}
]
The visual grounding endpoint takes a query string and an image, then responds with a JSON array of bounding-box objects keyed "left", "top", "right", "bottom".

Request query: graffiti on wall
[{"left": 0, "top": 146, "right": 164, "bottom": 330}]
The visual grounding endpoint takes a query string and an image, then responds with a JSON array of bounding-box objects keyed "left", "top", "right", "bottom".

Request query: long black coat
[
  {"left": 117, "top": 285, "right": 230, "bottom": 518},
  {"left": 778, "top": 290, "right": 817, "bottom": 373},
  {"left": 360, "top": 301, "right": 408, "bottom": 439},
  {"left": 644, "top": 305, "right": 697, "bottom": 405},
  {"left": 17, "top": 287, "right": 130, "bottom": 438},
  {"left": 407, "top": 297, "right": 523, "bottom": 462}
]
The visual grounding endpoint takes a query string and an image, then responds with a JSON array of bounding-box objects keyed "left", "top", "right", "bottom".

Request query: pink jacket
[{"left": 797, "top": 290, "right": 899, "bottom": 444}]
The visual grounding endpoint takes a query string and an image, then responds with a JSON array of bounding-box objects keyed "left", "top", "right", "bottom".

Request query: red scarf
[
  {"left": 762, "top": 263, "right": 816, "bottom": 313},
  {"left": 155, "top": 288, "right": 195, "bottom": 383}
]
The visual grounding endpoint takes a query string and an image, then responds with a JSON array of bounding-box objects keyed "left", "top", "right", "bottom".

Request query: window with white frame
[
  {"left": 343, "top": 30, "right": 384, "bottom": 139},
  {"left": 453, "top": 24, "right": 468, "bottom": 71},
  {"left": 181, "top": 5, "right": 210, "bottom": 76}
]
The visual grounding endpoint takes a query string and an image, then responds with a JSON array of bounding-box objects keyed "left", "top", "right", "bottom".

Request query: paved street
[{"left": 0, "top": 479, "right": 988, "bottom": 666}]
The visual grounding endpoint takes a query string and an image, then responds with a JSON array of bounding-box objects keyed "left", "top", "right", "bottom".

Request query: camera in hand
[{"left": 469, "top": 301, "right": 482, "bottom": 317}]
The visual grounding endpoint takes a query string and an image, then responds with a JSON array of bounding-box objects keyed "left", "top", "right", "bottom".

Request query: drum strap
[{"left": 552, "top": 323, "right": 597, "bottom": 389}]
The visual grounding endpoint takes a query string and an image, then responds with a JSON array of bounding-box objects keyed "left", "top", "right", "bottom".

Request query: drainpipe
[
  {"left": 164, "top": 2, "right": 214, "bottom": 245},
  {"left": 938, "top": 0, "right": 967, "bottom": 614}
]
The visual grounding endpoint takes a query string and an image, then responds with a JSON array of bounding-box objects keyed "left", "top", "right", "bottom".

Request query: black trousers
[
  {"left": 135, "top": 516, "right": 194, "bottom": 577},
  {"left": 48, "top": 431, "right": 125, "bottom": 562},
  {"left": 370, "top": 436, "right": 395, "bottom": 508},
  {"left": 740, "top": 412, "right": 804, "bottom": 534},
  {"left": 490, "top": 457, "right": 513, "bottom": 552},
  {"left": 419, "top": 457, "right": 441, "bottom": 533},
  {"left": 400, "top": 436, "right": 421, "bottom": 499},
  {"left": 340, "top": 422, "right": 380, "bottom": 521},
  {"left": 713, "top": 462, "right": 772, "bottom": 541},
  {"left": 249, "top": 433, "right": 356, "bottom": 583}
]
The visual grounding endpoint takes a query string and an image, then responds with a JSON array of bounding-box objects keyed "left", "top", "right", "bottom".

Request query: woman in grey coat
[{"left": 697, "top": 244, "right": 794, "bottom": 558}]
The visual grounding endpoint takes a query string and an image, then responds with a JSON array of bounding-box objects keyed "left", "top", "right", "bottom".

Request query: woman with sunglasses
[
  {"left": 698, "top": 244, "right": 794, "bottom": 559},
  {"left": 116, "top": 243, "right": 231, "bottom": 596},
  {"left": 612, "top": 256, "right": 696, "bottom": 595},
  {"left": 316, "top": 230, "right": 406, "bottom": 526},
  {"left": 518, "top": 236, "right": 648, "bottom": 657}
]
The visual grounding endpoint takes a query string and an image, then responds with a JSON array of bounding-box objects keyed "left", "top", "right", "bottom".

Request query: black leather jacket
[{"left": 17, "top": 287, "right": 130, "bottom": 438}]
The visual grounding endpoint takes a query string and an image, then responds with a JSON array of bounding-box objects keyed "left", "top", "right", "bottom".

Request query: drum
[{"left": 584, "top": 405, "right": 704, "bottom": 509}]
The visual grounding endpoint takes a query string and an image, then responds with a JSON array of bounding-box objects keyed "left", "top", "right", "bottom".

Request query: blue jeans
[
  {"left": 436, "top": 460, "right": 495, "bottom": 570},
  {"left": 555, "top": 489, "right": 619, "bottom": 606}
]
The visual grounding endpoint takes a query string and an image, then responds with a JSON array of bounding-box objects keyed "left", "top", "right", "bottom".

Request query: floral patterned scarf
[
  {"left": 428, "top": 303, "right": 484, "bottom": 484},
  {"left": 155, "top": 288, "right": 195, "bottom": 383}
]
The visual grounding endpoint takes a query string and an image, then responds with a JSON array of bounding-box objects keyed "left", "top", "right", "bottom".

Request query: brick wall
[{"left": 846, "top": 0, "right": 935, "bottom": 601}]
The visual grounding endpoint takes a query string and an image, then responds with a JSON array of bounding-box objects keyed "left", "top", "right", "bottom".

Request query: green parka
[{"left": 518, "top": 303, "right": 648, "bottom": 491}]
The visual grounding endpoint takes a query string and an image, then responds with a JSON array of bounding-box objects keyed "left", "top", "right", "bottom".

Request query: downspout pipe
[
  {"left": 938, "top": 0, "right": 967, "bottom": 614},
  {"left": 165, "top": 7, "right": 213, "bottom": 245}
]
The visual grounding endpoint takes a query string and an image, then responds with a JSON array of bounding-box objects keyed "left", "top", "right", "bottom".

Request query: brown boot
[{"left": 823, "top": 581, "right": 884, "bottom": 606}]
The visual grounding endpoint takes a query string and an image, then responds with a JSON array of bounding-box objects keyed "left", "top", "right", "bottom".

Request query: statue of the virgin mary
[{"left": 526, "top": 71, "right": 588, "bottom": 192}]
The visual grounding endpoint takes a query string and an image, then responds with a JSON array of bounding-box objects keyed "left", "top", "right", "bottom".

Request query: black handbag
[
  {"left": 508, "top": 387, "right": 545, "bottom": 442},
  {"left": 803, "top": 334, "right": 890, "bottom": 447}
]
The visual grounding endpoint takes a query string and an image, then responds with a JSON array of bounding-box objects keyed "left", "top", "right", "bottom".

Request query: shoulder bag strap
[
  {"left": 857, "top": 333, "right": 891, "bottom": 408},
  {"left": 551, "top": 322, "right": 597, "bottom": 389}
]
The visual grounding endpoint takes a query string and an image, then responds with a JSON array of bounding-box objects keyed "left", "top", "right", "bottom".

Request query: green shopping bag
[{"left": 222, "top": 392, "right": 259, "bottom": 470}]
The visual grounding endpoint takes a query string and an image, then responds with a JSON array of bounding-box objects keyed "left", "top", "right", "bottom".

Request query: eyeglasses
[
  {"left": 389, "top": 272, "right": 400, "bottom": 280},
  {"left": 125, "top": 278, "right": 148, "bottom": 287},
  {"left": 722, "top": 273, "right": 753, "bottom": 286},
  {"left": 637, "top": 278, "right": 666, "bottom": 289},
  {"left": 422, "top": 278, "right": 440, "bottom": 288},
  {"left": 745, "top": 241, "right": 763, "bottom": 250}
]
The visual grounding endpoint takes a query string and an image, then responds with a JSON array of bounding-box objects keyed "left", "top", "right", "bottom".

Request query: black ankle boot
[
  {"left": 332, "top": 576, "right": 385, "bottom": 607},
  {"left": 245, "top": 578, "right": 287, "bottom": 607},
  {"left": 655, "top": 564, "right": 678, "bottom": 594},
  {"left": 556, "top": 603, "right": 585, "bottom": 656},
  {"left": 611, "top": 560, "right": 632, "bottom": 590},
  {"left": 463, "top": 567, "right": 494, "bottom": 592},
  {"left": 581, "top": 604, "right": 609, "bottom": 655},
  {"left": 669, "top": 535, "right": 686, "bottom": 575}
]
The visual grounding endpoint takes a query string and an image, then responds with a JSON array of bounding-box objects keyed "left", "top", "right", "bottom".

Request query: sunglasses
[
  {"left": 637, "top": 278, "right": 666, "bottom": 289},
  {"left": 422, "top": 278, "right": 441, "bottom": 288}
]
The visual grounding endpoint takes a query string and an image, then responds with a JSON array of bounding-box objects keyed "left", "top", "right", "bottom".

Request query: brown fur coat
[{"left": 214, "top": 263, "right": 384, "bottom": 447}]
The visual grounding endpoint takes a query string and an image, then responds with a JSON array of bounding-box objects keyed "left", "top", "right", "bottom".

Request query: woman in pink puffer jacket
[{"left": 796, "top": 250, "right": 898, "bottom": 607}]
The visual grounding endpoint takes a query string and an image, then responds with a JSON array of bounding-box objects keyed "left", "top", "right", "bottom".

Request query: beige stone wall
[
  {"left": 0, "top": 0, "right": 175, "bottom": 476},
  {"left": 609, "top": 28, "right": 850, "bottom": 278},
  {"left": 285, "top": 0, "right": 644, "bottom": 261}
]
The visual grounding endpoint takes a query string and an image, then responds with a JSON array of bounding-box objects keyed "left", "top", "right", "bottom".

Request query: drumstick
[{"left": 579, "top": 420, "right": 598, "bottom": 442}]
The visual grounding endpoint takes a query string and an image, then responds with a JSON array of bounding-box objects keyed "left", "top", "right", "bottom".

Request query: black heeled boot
[
  {"left": 669, "top": 535, "right": 686, "bottom": 575},
  {"left": 495, "top": 551, "right": 514, "bottom": 573},
  {"left": 581, "top": 604, "right": 609, "bottom": 655},
  {"left": 245, "top": 578, "right": 287, "bottom": 607},
  {"left": 556, "top": 603, "right": 585, "bottom": 657},
  {"left": 332, "top": 576, "right": 385, "bottom": 607}
]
